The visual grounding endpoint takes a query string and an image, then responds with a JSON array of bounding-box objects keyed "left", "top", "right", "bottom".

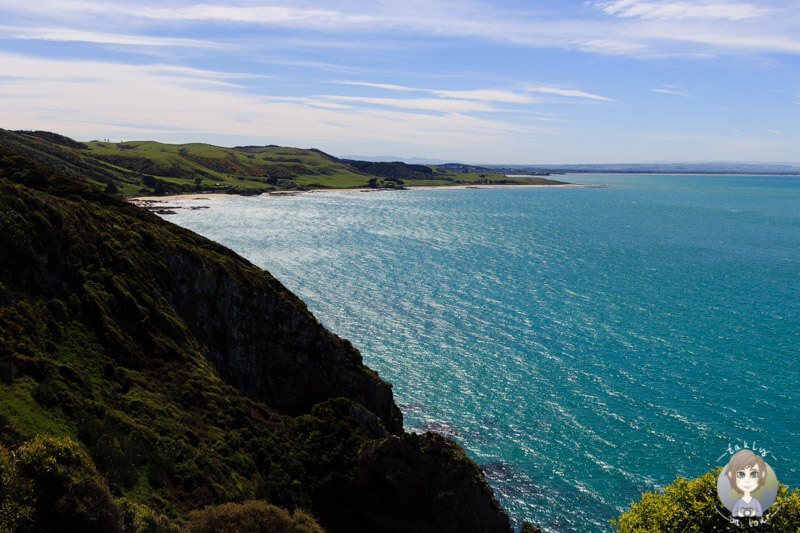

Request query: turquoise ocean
[{"left": 159, "top": 174, "right": 800, "bottom": 532}]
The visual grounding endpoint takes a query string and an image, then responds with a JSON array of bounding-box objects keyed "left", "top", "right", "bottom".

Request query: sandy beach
[{"left": 129, "top": 182, "right": 583, "bottom": 203}]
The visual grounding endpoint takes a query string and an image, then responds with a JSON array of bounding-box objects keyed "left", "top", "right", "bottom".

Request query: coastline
[{"left": 130, "top": 182, "right": 583, "bottom": 203}]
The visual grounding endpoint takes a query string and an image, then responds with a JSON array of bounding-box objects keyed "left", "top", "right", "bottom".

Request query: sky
[{"left": 1, "top": 0, "right": 799, "bottom": 164}]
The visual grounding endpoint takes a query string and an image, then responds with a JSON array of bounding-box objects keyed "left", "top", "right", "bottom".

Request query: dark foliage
[
  {"left": 12, "top": 131, "right": 89, "bottom": 150},
  {"left": 0, "top": 129, "right": 130, "bottom": 186},
  {"left": 185, "top": 500, "right": 323, "bottom": 533},
  {"left": 341, "top": 159, "right": 437, "bottom": 180},
  {"left": 0, "top": 435, "right": 123, "bottom": 533},
  {"left": 0, "top": 146, "right": 510, "bottom": 532},
  {"left": 94, "top": 154, "right": 211, "bottom": 183}
]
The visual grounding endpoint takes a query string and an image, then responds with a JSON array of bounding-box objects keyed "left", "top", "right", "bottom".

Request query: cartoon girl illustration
[{"left": 724, "top": 449, "right": 767, "bottom": 517}]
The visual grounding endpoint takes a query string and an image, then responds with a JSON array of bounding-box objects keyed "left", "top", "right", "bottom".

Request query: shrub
[
  {"left": 184, "top": 500, "right": 324, "bottom": 533},
  {"left": 117, "top": 498, "right": 179, "bottom": 533},
  {"left": 1, "top": 435, "right": 123, "bottom": 532},
  {"left": 612, "top": 468, "right": 800, "bottom": 532}
]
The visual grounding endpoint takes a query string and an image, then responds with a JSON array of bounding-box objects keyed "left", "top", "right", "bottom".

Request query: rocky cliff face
[
  {"left": 0, "top": 145, "right": 510, "bottom": 532},
  {"left": 351, "top": 432, "right": 512, "bottom": 533},
  {"left": 159, "top": 248, "right": 403, "bottom": 434},
  {"left": 0, "top": 143, "right": 400, "bottom": 434}
]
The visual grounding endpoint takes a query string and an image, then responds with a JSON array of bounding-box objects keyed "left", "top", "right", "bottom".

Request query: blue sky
[{"left": 1, "top": 0, "right": 799, "bottom": 164}]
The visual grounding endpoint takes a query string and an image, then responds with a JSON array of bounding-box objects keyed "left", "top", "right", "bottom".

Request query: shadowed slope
[{"left": 0, "top": 145, "right": 510, "bottom": 532}]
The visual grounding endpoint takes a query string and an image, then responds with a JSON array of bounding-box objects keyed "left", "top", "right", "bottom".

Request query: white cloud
[
  {"left": 320, "top": 95, "right": 502, "bottom": 114},
  {"left": 651, "top": 87, "right": 694, "bottom": 97},
  {"left": 571, "top": 38, "right": 651, "bottom": 56},
  {"left": 1, "top": 4, "right": 799, "bottom": 163},
  {"left": 600, "top": 0, "right": 769, "bottom": 21},
  {"left": 527, "top": 86, "right": 613, "bottom": 102},
  {"left": 3, "top": 0, "right": 800, "bottom": 59},
  {"left": 0, "top": 52, "right": 534, "bottom": 157},
  {"left": 0, "top": 26, "right": 226, "bottom": 49},
  {"left": 0, "top": 52, "right": 247, "bottom": 85},
  {"left": 6, "top": 2, "right": 380, "bottom": 30},
  {"left": 334, "top": 81, "right": 420, "bottom": 92},
  {"left": 433, "top": 89, "right": 536, "bottom": 104},
  {"left": 335, "top": 82, "right": 536, "bottom": 104},
  {"left": 330, "top": 82, "right": 606, "bottom": 106},
  {"left": 136, "top": 4, "right": 379, "bottom": 27}
]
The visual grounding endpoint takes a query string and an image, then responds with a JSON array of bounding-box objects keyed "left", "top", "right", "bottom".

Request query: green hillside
[
  {"left": 0, "top": 146, "right": 511, "bottom": 532},
  {"left": 0, "top": 129, "right": 567, "bottom": 197}
]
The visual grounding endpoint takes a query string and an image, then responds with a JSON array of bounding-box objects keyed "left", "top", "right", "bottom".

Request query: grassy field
[
  {"left": 82, "top": 140, "right": 372, "bottom": 193},
  {"left": 1, "top": 129, "right": 569, "bottom": 197}
]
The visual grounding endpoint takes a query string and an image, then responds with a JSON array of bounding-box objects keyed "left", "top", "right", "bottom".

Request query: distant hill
[
  {"left": 0, "top": 128, "right": 567, "bottom": 197},
  {"left": 0, "top": 145, "right": 512, "bottom": 531},
  {"left": 339, "top": 159, "right": 438, "bottom": 182},
  {"left": 486, "top": 162, "right": 800, "bottom": 175},
  {"left": 340, "top": 155, "right": 453, "bottom": 165},
  {"left": 339, "top": 159, "right": 800, "bottom": 176},
  {"left": 438, "top": 163, "right": 552, "bottom": 176}
]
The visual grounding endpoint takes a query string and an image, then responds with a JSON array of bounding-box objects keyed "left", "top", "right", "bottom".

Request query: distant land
[
  {"left": 495, "top": 161, "right": 800, "bottom": 175},
  {"left": 342, "top": 155, "right": 800, "bottom": 176},
  {"left": 3, "top": 128, "right": 796, "bottom": 202},
  {"left": 340, "top": 155, "right": 454, "bottom": 165},
  {"left": 0, "top": 128, "right": 566, "bottom": 198}
]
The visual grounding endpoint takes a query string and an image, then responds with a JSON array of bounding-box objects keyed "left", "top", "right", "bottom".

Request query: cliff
[{"left": 0, "top": 145, "right": 510, "bottom": 531}]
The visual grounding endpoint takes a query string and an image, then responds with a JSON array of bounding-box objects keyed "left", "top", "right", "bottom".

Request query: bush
[
  {"left": 117, "top": 498, "right": 178, "bottom": 533},
  {"left": 185, "top": 500, "right": 324, "bottom": 533},
  {"left": 612, "top": 468, "right": 800, "bottom": 532},
  {"left": 1, "top": 435, "right": 123, "bottom": 532}
]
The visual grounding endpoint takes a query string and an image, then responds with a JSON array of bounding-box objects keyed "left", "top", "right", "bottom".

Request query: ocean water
[{"left": 159, "top": 174, "right": 800, "bottom": 532}]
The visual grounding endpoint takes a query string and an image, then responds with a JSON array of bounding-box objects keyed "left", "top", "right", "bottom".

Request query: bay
[{"left": 158, "top": 174, "right": 800, "bottom": 532}]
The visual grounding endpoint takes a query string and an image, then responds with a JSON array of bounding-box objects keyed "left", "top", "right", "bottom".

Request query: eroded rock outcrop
[{"left": 351, "top": 432, "right": 512, "bottom": 533}]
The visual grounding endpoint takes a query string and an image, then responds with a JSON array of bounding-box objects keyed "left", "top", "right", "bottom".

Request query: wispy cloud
[
  {"left": 433, "top": 89, "right": 536, "bottom": 103},
  {"left": 571, "top": 38, "right": 651, "bottom": 56},
  {"left": 5, "top": 0, "right": 800, "bottom": 58},
  {"left": 1, "top": 2, "right": 799, "bottom": 163},
  {"left": 0, "top": 52, "right": 535, "bottom": 159},
  {"left": 335, "top": 81, "right": 537, "bottom": 104},
  {"left": 527, "top": 86, "right": 613, "bottom": 102},
  {"left": 5, "top": 2, "right": 380, "bottom": 30},
  {"left": 321, "top": 95, "right": 501, "bottom": 113},
  {"left": 334, "top": 81, "right": 419, "bottom": 92},
  {"left": 136, "top": 4, "right": 379, "bottom": 28},
  {"left": 0, "top": 26, "right": 227, "bottom": 49},
  {"left": 651, "top": 86, "right": 694, "bottom": 97},
  {"left": 599, "top": 0, "right": 770, "bottom": 21}
]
